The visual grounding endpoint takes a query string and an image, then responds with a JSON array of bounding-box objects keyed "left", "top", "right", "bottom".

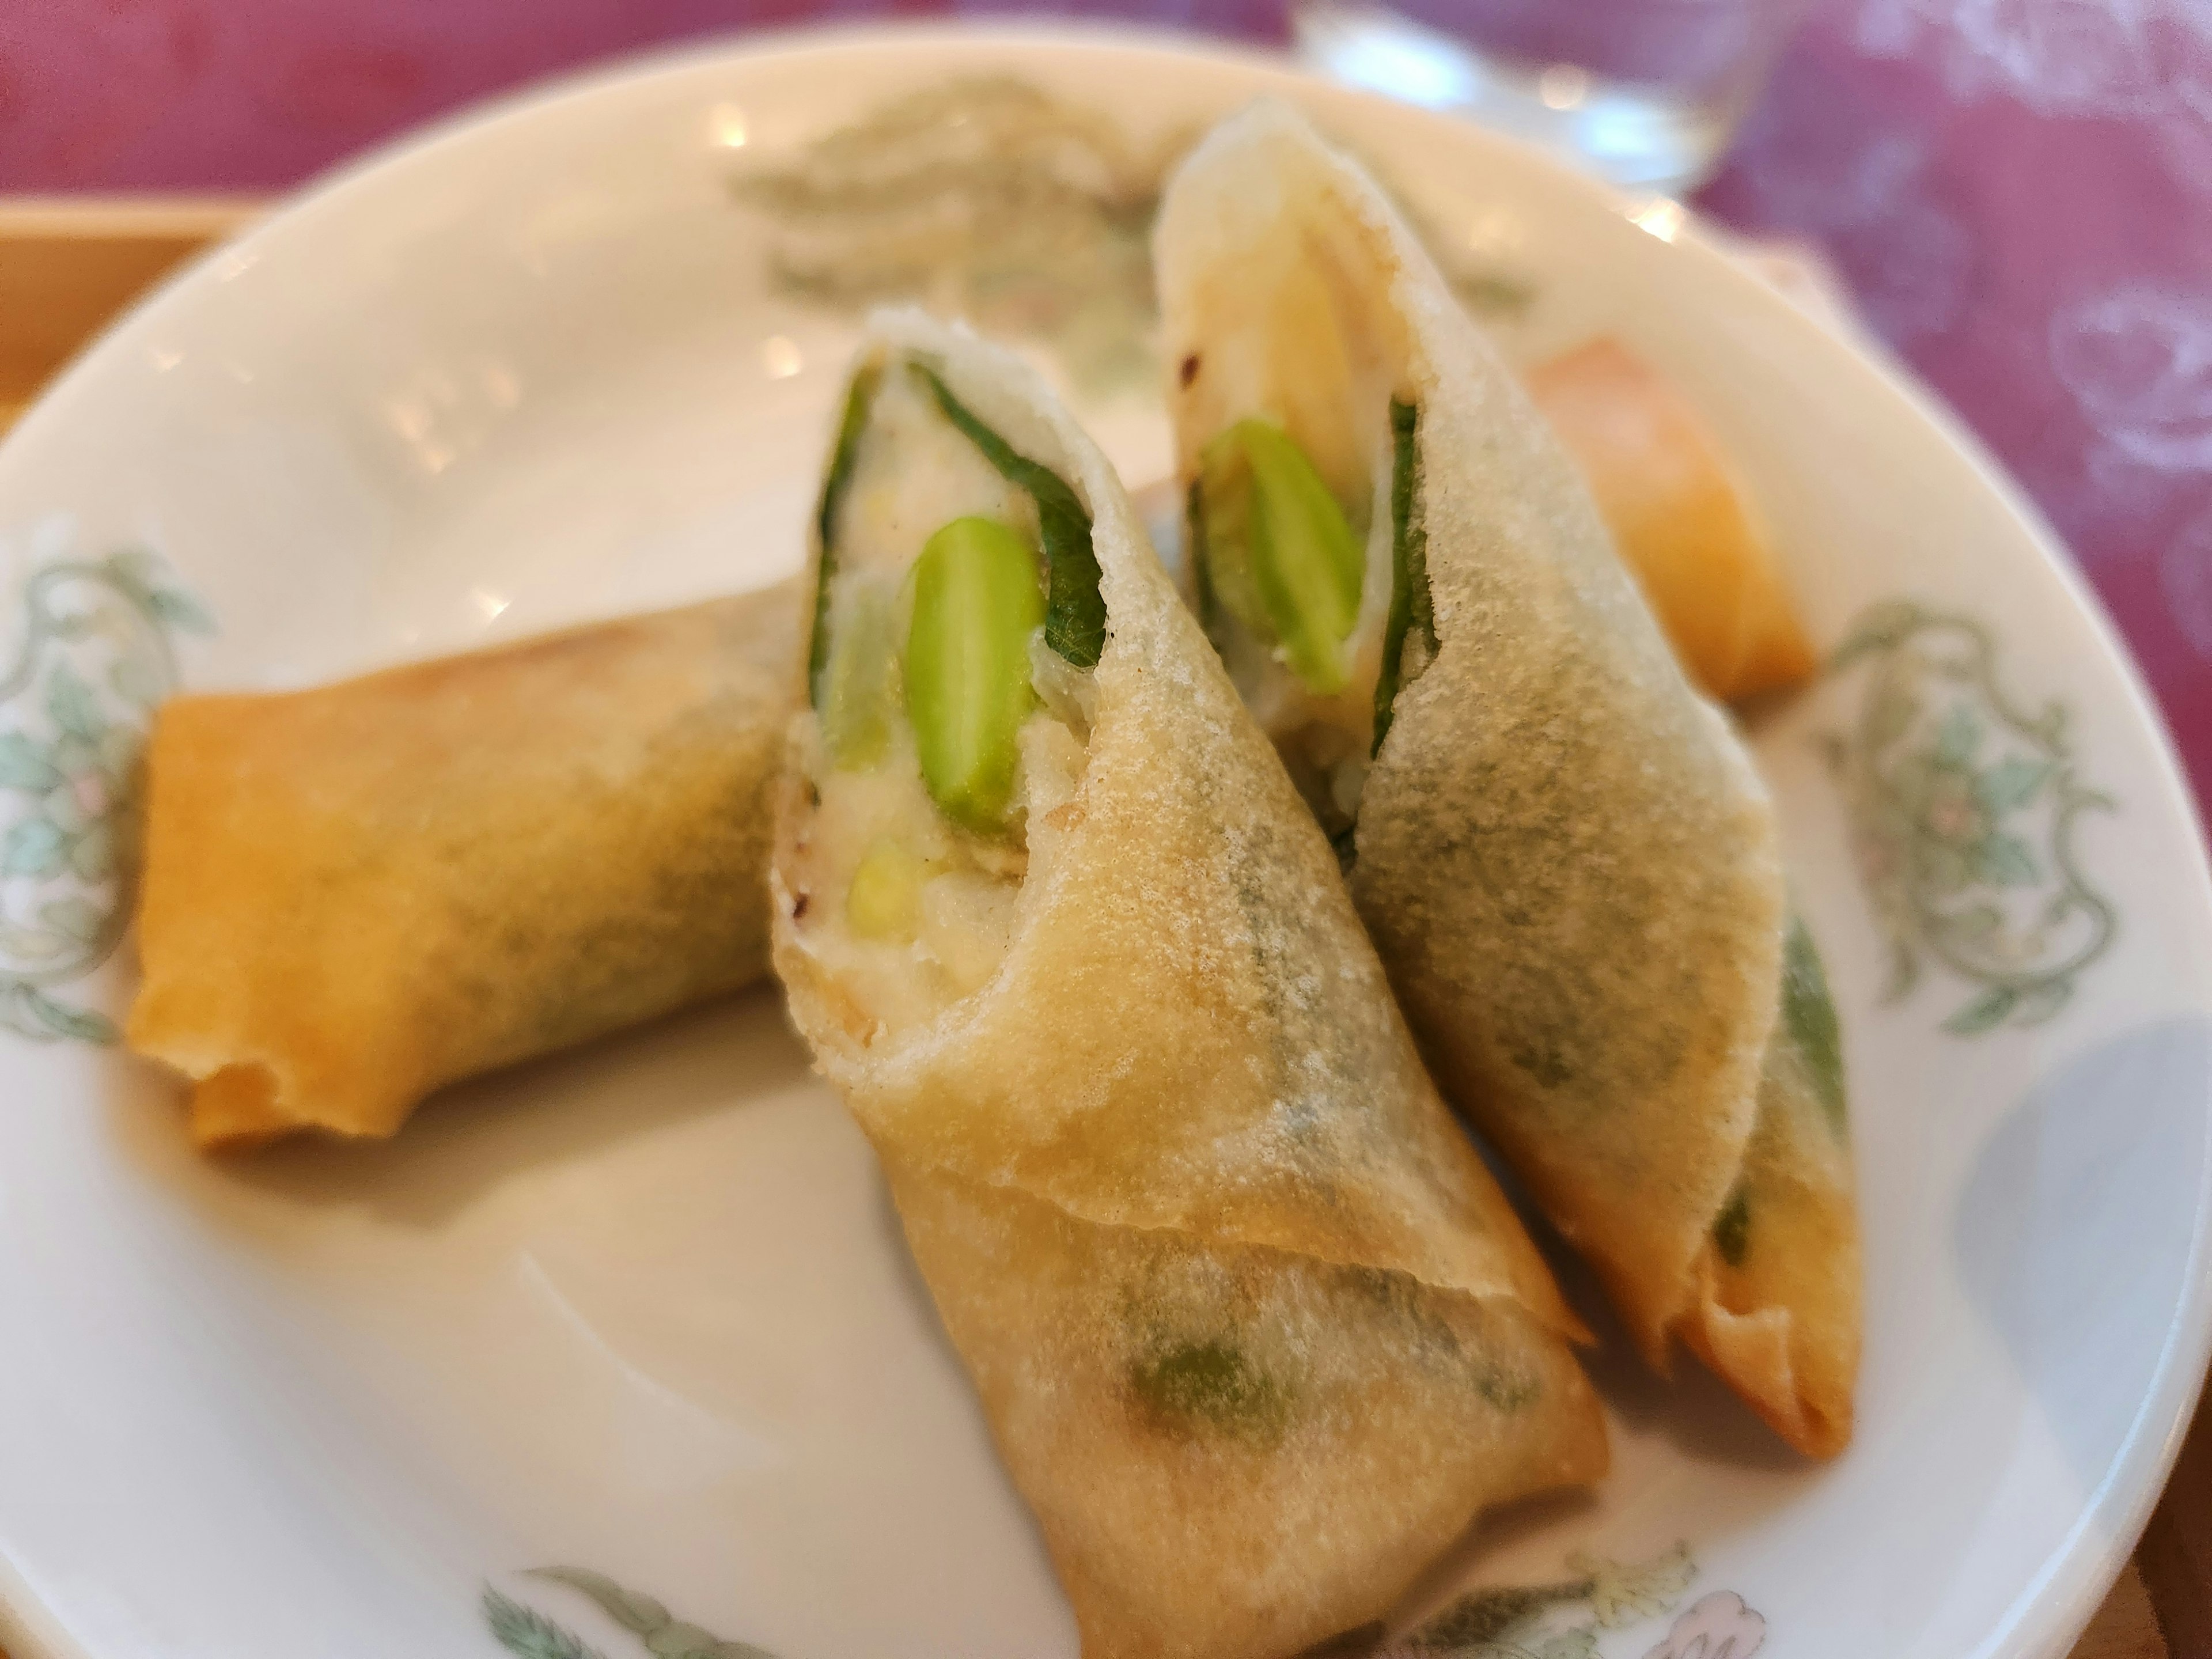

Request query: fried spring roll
[
  {"left": 127, "top": 585, "right": 801, "bottom": 1148},
  {"left": 1525, "top": 337, "right": 1817, "bottom": 703},
  {"left": 1156, "top": 102, "right": 1859, "bottom": 1457},
  {"left": 771, "top": 310, "right": 1605, "bottom": 1658}
]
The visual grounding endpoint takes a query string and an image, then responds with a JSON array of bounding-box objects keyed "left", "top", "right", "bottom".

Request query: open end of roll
[
  {"left": 1169, "top": 180, "right": 1429, "bottom": 850},
  {"left": 778, "top": 351, "right": 1097, "bottom": 1044}
]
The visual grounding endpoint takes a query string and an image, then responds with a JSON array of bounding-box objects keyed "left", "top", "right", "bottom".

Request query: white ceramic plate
[{"left": 1, "top": 25, "right": 2207, "bottom": 1659}]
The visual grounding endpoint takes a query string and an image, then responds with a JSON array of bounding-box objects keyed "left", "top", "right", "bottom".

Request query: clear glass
[{"left": 1290, "top": 0, "right": 1810, "bottom": 194}]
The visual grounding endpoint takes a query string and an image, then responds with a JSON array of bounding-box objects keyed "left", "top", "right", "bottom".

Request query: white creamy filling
[
  {"left": 1175, "top": 211, "right": 1411, "bottom": 830},
  {"left": 839, "top": 368, "right": 1036, "bottom": 574},
  {"left": 789, "top": 704, "right": 1083, "bottom": 1037},
  {"left": 785, "top": 363, "right": 1090, "bottom": 1041}
]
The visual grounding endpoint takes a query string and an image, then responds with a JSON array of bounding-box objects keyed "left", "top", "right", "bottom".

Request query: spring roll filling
[
  {"left": 1177, "top": 232, "right": 1431, "bottom": 844},
  {"left": 783, "top": 355, "right": 1097, "bottom": 1039}
]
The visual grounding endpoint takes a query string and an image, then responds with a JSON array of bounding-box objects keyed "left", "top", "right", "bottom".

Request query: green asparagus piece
[
  {"left": 905, "top": 516, "right": 1046, "bottom": 834},
  {"left": 1196, "top": 418, "right": 1363, "bottom": 695},
  {"left": 913, "top": 363, "right": 1107, "bottom": 669}
]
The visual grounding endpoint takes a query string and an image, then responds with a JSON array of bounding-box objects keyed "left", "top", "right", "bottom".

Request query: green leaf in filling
[
  {"left": 1372, "top": 396, "right": 1435, "bottom": 758},
  {"left": 807, "top": 362, "right": 884, "bottom": 709},
  {"left": 1780, "top": 914, "right": 1847, "bottom": 1135},
  {"left": 904, "top": 516, "right": 1045, "bottom": 834},
  {"left": 1194, "top": 418, "right": 1363, "bottom": 695},
  {"left": 1128, "top": 1338, "right": 1288, "bottom": 1441},
  {"left": 912, "top": 363, "right": 1107, "bottom": 669}
]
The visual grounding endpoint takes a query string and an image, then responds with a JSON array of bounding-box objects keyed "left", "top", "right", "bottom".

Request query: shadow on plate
[
  {"left": 1955, "top": 1014, "right": 2212, "bottom": 1497},
  {"left": 1486, "top": 1158, "right": 1812, "bottom": 1474},
  {"left": 1387, "top": 1483, "right": 1605, "bottom": 1633},
  {"left": 105, "top": 982, "right": 816, "bottom": 1231}
]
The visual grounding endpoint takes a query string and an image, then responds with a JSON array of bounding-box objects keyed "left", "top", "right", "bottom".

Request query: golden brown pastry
[
  {"left": 1527, "top": 336, "right": 1817, "bottom": 703},
  {"left": 128, "top": 585, "right": 801, "bottom": 1148}
]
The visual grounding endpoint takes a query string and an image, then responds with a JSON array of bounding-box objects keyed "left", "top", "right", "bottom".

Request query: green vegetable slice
[
  {"left": 904, "top": 516, "right": 1046, "bottom": 834},
  {"left": 1372, "top": 396, "right": 1435, "bottom": 758},
  {"left": 912, "top": 363, "right": 1107, "bottom": 669},
  {"left": 1195, "top": 418, "right": 1364, "bottom": 695},
  {"left": 807, "top": 362, "right": 884, "bottom": 710}
]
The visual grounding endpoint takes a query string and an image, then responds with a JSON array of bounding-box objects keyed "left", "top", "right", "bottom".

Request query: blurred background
[{"left": 2, "top": 0, "right": 2208, "bottom": 808}]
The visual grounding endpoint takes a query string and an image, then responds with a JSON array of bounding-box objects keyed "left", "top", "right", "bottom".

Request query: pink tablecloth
[{"left": 5, "top": 0, "right": 2209, "bottom": 814}]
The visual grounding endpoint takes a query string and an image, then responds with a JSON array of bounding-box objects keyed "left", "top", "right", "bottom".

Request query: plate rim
[{"left": 2, "top": 21, "right": 2209, "bottom": 1659}]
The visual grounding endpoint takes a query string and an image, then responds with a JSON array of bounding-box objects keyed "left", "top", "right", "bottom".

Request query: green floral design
[
  {"left": 0, "top": 545, "right": 210, "bottom": 1044},
  {"left": 1825, "top": 600, "right": 2116, "bottom": 1036},
  {"left": 1383, "top": 1544, "right": 1699, "bottom": 1658},
  {"left": 734, "top": 77, "right": 1167, "bottom": 395},
  {"left": 483, "top": 1588, "right": 608, "bottom": 1659},
  {"left": 734, "top": 78, "right": 1533, "bottom": 396},
  {"left": 484, "top": 1549, "right": 1721, "bottom": 1659},
  {"left": 485, "top": 1571, "right": 776, "bottom": 1659}
]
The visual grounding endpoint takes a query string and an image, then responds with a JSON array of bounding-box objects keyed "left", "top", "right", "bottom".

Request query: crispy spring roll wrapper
[
  {"left": 1525, "top": 338, "right": 1817, "bottom": 703},
  {"left": 1518, "top": 333, "right": 1853, "bottom": 1446},
  {"left": 1157, "top": 103, "right": 1858, "bottom": 1457},
  {"left": 128, "top": 584, "right": 802, "bottom": 1149},
  {"left": 772, "top": 310, "right": 1605, "bottom": 1659}
]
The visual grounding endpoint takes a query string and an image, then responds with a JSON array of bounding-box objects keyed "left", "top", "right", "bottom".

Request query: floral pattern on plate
[
  {"left": 483, "top": 1547, "right": 1757, "bottom": 1659},
  {"left": 485, "top": 1570, "right": 774, "bottom": 1659},
  {"left": 1824, "top": 599, "right": 2116, "bottom": 1035},
  {"left": 1382, "top": 1544, "right": 1727, "bottom": 1658},
  {"left": 732, "top": 77, "right": 1535, "bottom": 397},
  {"left": 0, "top": 520, "right": 209, "bottom": 1044}
]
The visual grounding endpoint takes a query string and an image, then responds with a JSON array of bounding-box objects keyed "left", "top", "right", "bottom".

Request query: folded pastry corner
[{"left": 771, "top": 308, "right": 1605, "bottom": 1656}]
